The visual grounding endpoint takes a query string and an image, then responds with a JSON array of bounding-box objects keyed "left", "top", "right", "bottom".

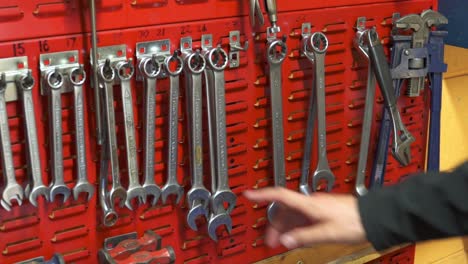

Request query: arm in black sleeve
[{"left": 358, "top": 161, "right": 468, "bottom": 251}]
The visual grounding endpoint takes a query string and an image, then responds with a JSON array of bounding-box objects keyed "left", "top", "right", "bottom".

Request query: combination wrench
[
  {"left": 182, "top": 44, "right": 211, "bottom": 230},
  {"left": 309, "top": 32, "right": 335, "bottom": 192},
  {"left": 140, "top": 55, "right": 162, "bottom": 206},
  {"left": 160, "top": 52, "right": 184, "bottom": 205},
  {"left": 99, "top": 59, "right": 127, "bottom": 208},
  {"left": 0, "top": 74, "right": 24, "bottom": 210},
  {"left": 47, "top": 69, "right": 71, "bottom": 203},
  {"left": 265, "top": 34, "right": 287, "bottom": 224},
  {"left": 116, "top": 61, "right": 146, "bottom": 210},
  {"left": 70, "top": 67, "right": 95, "bottom": 201},
  {"left": 367, "top": 28, "right": 415, "bottom": 166},
  {"left": 18, "top": 72, "right": 49, "bottom": 207}
]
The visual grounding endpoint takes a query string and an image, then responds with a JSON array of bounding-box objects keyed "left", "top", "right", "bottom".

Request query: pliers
[{"left": 249, "top": 0, "right": 280, "bottom": 33}]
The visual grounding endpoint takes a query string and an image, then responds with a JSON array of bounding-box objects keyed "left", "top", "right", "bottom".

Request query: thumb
[{"left": 279, "top": 224, "right": 329, "bottom": 249}]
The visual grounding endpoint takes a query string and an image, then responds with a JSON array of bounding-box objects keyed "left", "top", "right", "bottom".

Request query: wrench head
[
  {"left": 312, "top": 169, "right": 335, "bottom": 192},
  {"left": 298, "top": 184, "right": 313, "bottom": 196},
  {"left": 73, "top": 182, "right": 95, "bottom": 202},
  {"left": 109, "top": 186, "right": 127, "bottom": 208},
  {"left": 49, "top": 184, "right": 71, "bottom": 203},
  {"left": 102, "top": 208, "right": 118, "bottom": 227},
  {"left": 0, "top": 199, "right": 11, "bottom": 211},
  {"left": 125, "top": 186, "right": 147, "bottom": 210},
  {"left": 28, "top": 185, "right": 50, "bottom": 207},
  {"left": 421, "top": 9, "right": 448, "bottom": 27},
  {"left": 143, "top": 184, "right": 162, "bottom": 206},
  {"left": 2, "top": 184, "right": 24, "bottom": 208},
  {"left": 392, "top": 134, "right": 415, "bottom": 166},
  {"left": 186, "top": 200, "right": 209, "bottom": 231},
  {"left": 395, "top": 14, "right": 424, "bottom": 32},
  {"left": 267, "top": 40, "right": 287, "bottom": 64},
  {"left": 211, "top": 190, "right": 237, "bottom": 215},
  {"left": 186, "top": 187, "right": 211, "bottom": 209},
  {"left": 207, "top": 212, "right": 232, "bottom": 241},
  {"left": 161, "top": 184, "right": 184, "bottom": 205}
]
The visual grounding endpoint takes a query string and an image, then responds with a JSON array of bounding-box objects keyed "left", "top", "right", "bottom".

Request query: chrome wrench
[
  {"left": 309, "top": 32, "right": 335, "bottom": 192},
  {"left": 0, "top": 74, "right": 23, "bottom": 210},
  {"left": 99, "top": 59, "right": 126, "bottom": 208},
  {"left": 70, "top": 67, "right": 95, "bottom": 201},
  {"left": 116, "top": 61, "right": 146, "bottom": 210},
  {"left": 140, "top": 55, "right": 162, "bottom": 206},
  {"left": 18, "top": 72, "right": 49, "bottom": 207},
  {"left": 160, "top": 52, "right": 185, "bottom": 205},
  {"left": 47, "top": 69, "right": 71, "bottom": 203},
  {"left": 183, "top": 46, "right": 211, "bottom": 230},
  {"left": 266, "top": 34, "right": 287, "bottom": 224}
]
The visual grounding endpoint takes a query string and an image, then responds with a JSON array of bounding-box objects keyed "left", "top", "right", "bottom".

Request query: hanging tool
[
  {"left": 99, "top": 230, "right": 162, "bottom": 261},
  {"left": 249, "top": 0, "right": 280, "bottom": 33},
  {"left": 89, "top": 0, "right": 103, "bottom": 144}
]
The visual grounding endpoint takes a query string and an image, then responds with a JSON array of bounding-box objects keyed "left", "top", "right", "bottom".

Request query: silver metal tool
[
  {"left": 367, "top": 28, "right": 415, "bottom": 166},
  {"left": 0, "top": 73, "right": 23, "bottom": 210},
  {"left": 139, "top": 54, "right": 162, "bottom": 206},
  {"left": 116, "top": 60, "right": 146, "bottom": 210},
  {"left": 181, "top": 37, "right": 211, "bottom": 231},
  {"left": 160, "top": 51, "right": 184, "bottom": 205},
  {"left": 308, "top": 32, "right": 336, "bottom": 192},
  {"left": 70, "top": 67, "right": 95, "bottom": 201},
  {"left": 18, "top": 71, "right": 49, "bottom": 207},
  {"left": 265, "top": 0, "right": 280, "bottom": 33},
  {"left": 265, "top": 30, "right": 287, "bottom": 224},
  {"left": 354, "top": 19, "right": 376, "bottom": 197},
  {"left": 249, "top": 0, "right": 265, "bottom": 28},
  {"left": 89, "top": 0, "right": 102, "bottom": 144}
]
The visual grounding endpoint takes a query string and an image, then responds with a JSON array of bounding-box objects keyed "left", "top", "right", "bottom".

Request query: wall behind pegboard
[{"left": 0, "top": 0, "right": 434, "bottom": 263}]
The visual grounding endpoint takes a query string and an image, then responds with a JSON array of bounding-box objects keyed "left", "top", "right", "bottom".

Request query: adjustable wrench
[
  {"left": 308, "top": 32, "right": 335, "bottom": 192},
  {"left": 140, "top": 56, "right": 162, "bottom": 206},
  {"left": 18, "top": 72, "right": 49, "bottom": 207},
  {"left": 354, "top": 28, "right": 376, "bottom": 196},
  {"left": 99, "top": 59, "right": 126, "bottom": 208},
  {"left": 182, "top": 41, "right": 210, "bottom": 230},
  {"left": 116, "top": 61, "right": 146, "bottom": 210},
  {"left": 161, "top": 52, "right": 184, "bottom": 205},
  {"left": 0, "top": 74, "right": 23, "bottom": 210},
  {"left": 70, "top": 67, "right": 95, "bottom": 201},
  {"left": 367, "top": 28, "right": 415, "bottom": 166},
  {"left": 265, "top": 33, "right": 287, "bottom": 224},
  {"left": 47, "top": 69, "right": 71, "bottom": 203}
]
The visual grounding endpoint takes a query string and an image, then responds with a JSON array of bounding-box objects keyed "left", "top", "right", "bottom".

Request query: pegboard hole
[
  {"left": 411, "top": 99, "right": 415, "bottom": 104},
  {"left": 230, "top": 159, "right": 235, "bottom": 164},
  {"left": 139, "top": 47, "right": 145, "bottom": 54},
  {"left": 231, "top": 35, "right": 238, "bottom": 42},
  {"left": 68, "top": 56, "right": 76, "bottom": 63},
  {"left": 409, "top": 117, "right": 413, "bottom": 121},
  {"left": 204, "top": 38, "right": 210, "bottom": 46},
  {"left": 44, "top": 59, "right": 50, "bottom": 66},
  {"left": 231, "top": 53, "right": 238, "bottom": 61},
  {"left": 162, "top": 44, "right": 168, "bottom": 51},
  {"left": 229, "top": 137, "right": 235, "bottom": 143},
  {"left": 117, "top": 50, "right": 123, "bottom": 57},
  {"left": 183, "top": 41, "right": 190, "bottom": 49},
  {"left": 17, "top": 62, "right": 24, "bottom": 69}
]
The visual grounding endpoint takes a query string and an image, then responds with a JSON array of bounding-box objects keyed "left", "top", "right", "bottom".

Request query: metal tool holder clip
[
  {"left": 0, "top": 56, "right": 31, "bottom": 102},
  {"left": 39, "top": 51, "right": 80, "bottom": 95},
  {"left": 228, "top": 31, "right": 249, "bottom": 68},
  {"left": 136, "top": 39, "right": 171, "bottom": 80}
]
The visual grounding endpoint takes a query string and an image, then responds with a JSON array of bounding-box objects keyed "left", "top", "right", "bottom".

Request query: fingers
[
  {"left": 243, "top": 188, "right": 315, "bottom": 216},
  {"left": 265, "top": 226, "right": 281, "bottom": 248},
  {"left": 279, "top": 225, "right": 329, "bottom": 249}
]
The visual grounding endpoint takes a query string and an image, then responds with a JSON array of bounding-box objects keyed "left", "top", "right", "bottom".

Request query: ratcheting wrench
[
  {"left": 182, "top": 41, "right": 211, "bottom": 230},
  {"left": 99, "top": 59, "right": 126, "bottom": 208},
  {"left": 17, "top": 72, "right": 49, "bottom": 207},
  {"left": 116, "top": 61, "right": 146, "bottom": 210},
  {"left": 161, "top": 52, "right": 184, "bottom": 205},
  {"left": 367, "top": 28, "right": 415, "bottom": 166},
  {"left": 0, "top": 74, "right": 23, "bottom": 210},
  {"left": 265, "top": 33, "right": 287, "bottom": 224},
  {"left": 70, "top": 67, "right": 95, "bottom": 201},
  {"left": 354, "top": 28, "right": 376, "bottom": 196},
  {"left": 140, "top": 55, "right": 162, "bottom": 206},
  {"left": 47, "top": 69, "right": 71, "bottom": 203}
]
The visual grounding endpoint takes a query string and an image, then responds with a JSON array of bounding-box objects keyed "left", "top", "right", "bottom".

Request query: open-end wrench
[
  {"left": 47, "top": 69, "right": 71, "bottom": 203},
  {"left": 160, "top": 52, "right": 185, "bottom": 205},
  {"left": 70, "top": 67, "right": 95, "bottom": 201},
  {"left": 182, "top": 43, "right": 211, "bottom": 230},
  {"left": 0, "top": 74, "right": 23, "bottom": 210},
  {"left": 116, "top": 61, "right": 146, "bottom": 210},
  {"left": 17, "top": 72, "right": 49, "bottom": 207},
  {"left": 367, "top": 28, "right": 415, "bottom": 166},
  {"left": 140, "top": 56, "right": 162, "bottom": 206},
  {"left": 309, "top": 32, "right": 335, "bottom": 192},
  {"left": 265, "top": 33, "right": 287, "bottom": 224},
  {"left": 99, "top": 59, "right": 126, "bottom": 208},
  {"left": 354, "top": 28, "right": 376, "bottom": 196}
]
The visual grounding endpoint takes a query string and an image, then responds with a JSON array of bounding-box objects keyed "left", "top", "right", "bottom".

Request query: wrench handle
[
  {"left": 264, "top": 0, "right": 278, "bottom": 24},
  {"left": 74, "top": 84, "right": 88, "bottom": 183},
  {"left": 166, "top": 75, "right": 181, "bottom": 185},
  {"left": 187, "top": 73, "right": 204, "bottom": 187},
  {"left": 203, "top": 71, "right": 217, "bottom": 191},
  {"left": 428, "top": 73, "right": 442, "bottom": 172},
  {"left": 313, "top": 53, "right": 330, "bottom": 164},
  {"left": 143, "top": 77, "right": 157, "bottom": 185},
  {"left": 0, "top": 91, "right": 16, "bottom": 184},
  {"left": 300, "top": 71, "right": 315, "bottom": 186},
  {"left": 121, "top": 80, "right": 139, "bottom": 187},
  {"left": 50, "top": 88, "right": 64, "bottom": 185}
]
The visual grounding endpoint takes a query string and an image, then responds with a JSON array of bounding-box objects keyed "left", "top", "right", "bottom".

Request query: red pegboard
[
  {"left": 365, "top": 245, "right": 416, "bottom": 264},
  {"left": 0, "top": 1, "right": 435, "bottom": 263}
]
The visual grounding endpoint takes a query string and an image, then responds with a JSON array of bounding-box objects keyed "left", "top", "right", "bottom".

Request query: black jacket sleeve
[{"left": 358, "top": 161, "right": 468, "bottom": 251}]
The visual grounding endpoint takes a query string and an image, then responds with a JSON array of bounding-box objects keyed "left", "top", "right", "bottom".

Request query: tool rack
[{"left": 0, "top": 0, "right": 437, "bottom": 263}]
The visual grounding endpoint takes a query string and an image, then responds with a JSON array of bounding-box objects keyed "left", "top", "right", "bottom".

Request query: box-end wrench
[
  {"left": 70, "top": 67, "right": 95, "bottom": 201},
  {"left": 265, "top": 34, "right": 287, "bottom": 224},
  {"left": 160, "top": 52, "right": 184, "bottom": 205},
  {"left": 183, "top": 46, "right": 211, "bottom": 230},
  {"left": 140, "top": 55, "right": 162, "bottom": 206},
  {"left": 99, "top": 122, "right": 118, "bottom": 227},
  {"left": 0, "top": 74, "right": 23, "bottom": 210},
  {"left": 367, "top": 28, "right": 415, "bottom": 166},
  {"left": 116, "top": 61, "right": 146, "bottom": 210},
  {"left": 354, "top": 29, "right": 376, "bottom": 197},
  {"left": 18, "top": 72, "right": 49, "bottom": 207},
  {"left": 47, "top": 69, "right": 71, "bottom": 203},
  {"left": 99, "top": 59, "right": 126, "bottom": 208}
]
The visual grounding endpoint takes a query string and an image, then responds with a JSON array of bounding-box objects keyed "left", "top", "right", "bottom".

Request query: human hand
[{"left": 243, "top": 187, "right": 366, "bottom": 249}]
